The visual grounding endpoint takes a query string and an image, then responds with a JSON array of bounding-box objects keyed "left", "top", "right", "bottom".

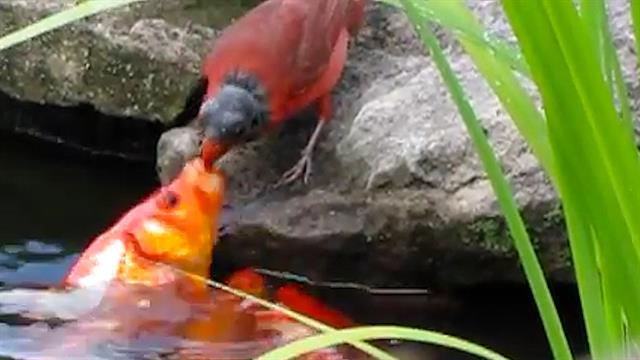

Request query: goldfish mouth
[
  {"left": 200, "top": 140, "right": 231, "bottom": 170},
  {"left": 120, "top": 231, "right": 179, "bottom": 286},
  {"left": 127, "top": 214, "right": 215, "bottom": 268},
  {"left": 122, "top": 231, "right": 170, "bottom": 264}
]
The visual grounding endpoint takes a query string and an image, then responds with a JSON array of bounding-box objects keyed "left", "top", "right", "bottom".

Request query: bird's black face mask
[{"left": 199, "top": 75, "right": 269, "bottom": 145}]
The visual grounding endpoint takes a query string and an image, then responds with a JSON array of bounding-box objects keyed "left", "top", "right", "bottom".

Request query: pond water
[{"left": 0, "top": 131, "right": 589, "bottom": 360}]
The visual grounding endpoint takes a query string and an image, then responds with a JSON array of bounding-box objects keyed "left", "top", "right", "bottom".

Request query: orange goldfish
[
  {"left": 0, "top": 157, "right": 226, "bottom": 320},
  {"left": 26, "top": 157, "right": 360, "bottom": 359},
  {"left": 0, "top": 158, "right": 237, "bottom": 358},
  {"left": 62, "top": 157, "right": 225, "bottom": 294}
]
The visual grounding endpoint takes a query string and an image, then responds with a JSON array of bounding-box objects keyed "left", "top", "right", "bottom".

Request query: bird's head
[{"left": 199, "top": 72, "right": 269, "bottom": 148}]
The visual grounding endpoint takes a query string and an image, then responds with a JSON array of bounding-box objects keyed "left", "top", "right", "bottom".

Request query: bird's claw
[
  {"left": 275, "top": 119, "right": 325, "bottom": 188},
  {"left": 276, "top": 150, "right": 313, "bottom": 187}
]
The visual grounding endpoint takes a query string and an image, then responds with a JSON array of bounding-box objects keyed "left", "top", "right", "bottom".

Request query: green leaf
[
  {"left": 376, "top": 0, "right": 555, "bottom": 179},
  {"left": 541, "top": 0, "right": 640, "bottom": 251},
  {"left": 375, "top": 0, "right": 531, "bottom": 78},
  {"left": 631, "top": 0, "right": 640, "bottom": 71},
  {"left": 398, "top": 1, "right": 573, "bottom": 359},
  {"left": 256, "top": 326, "right": 513, "bottom": 360},
  {"left": 0, "top": 0, "right": 146, "bottom": 52},
  {"left": 440, "top": 0, "right": 554, "bottom": 181},
  {"left": 502, "top": 0, "right": 640, "bottom": 357},
  {"left": 591, "top": 0, "right": 635, "bottom": 142}
]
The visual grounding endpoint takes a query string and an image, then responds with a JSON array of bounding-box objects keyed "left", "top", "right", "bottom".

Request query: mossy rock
[{"left": 0, "top": 0, "right": 256, "bottom": 125}]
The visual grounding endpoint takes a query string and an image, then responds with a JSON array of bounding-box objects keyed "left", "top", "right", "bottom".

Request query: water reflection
[
  {"left": 0, "top": 131, "right": 589, "bottom": 360},
  {"left": 0, "top": 262, "right": 288, "bottom": 360},
  {"left": 0, "top": 240, "right": 76, "bottom": 287},
  {"left": 0, "top": 132, "right": 157, "bottom": 247}
]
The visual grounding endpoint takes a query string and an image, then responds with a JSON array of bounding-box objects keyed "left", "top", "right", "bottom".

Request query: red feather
[{"left": 201, "top": 0, "right": 367, "bottom": 124}]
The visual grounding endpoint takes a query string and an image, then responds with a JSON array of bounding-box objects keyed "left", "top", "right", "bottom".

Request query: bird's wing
[{"left": 202, "top": 0, "right": 353, "bottom": 94}]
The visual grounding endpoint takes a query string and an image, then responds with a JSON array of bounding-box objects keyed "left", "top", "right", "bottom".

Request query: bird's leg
[
  {"left": 276, "top": 96, "right": 331, "bottom": 186},
  {"left": 276, "top": 120, "right": 326, "bottom": 186}
]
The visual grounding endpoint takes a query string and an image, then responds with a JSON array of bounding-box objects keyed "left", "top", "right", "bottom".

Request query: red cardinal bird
[{"left": 197, "top": 0, "right": 368, "bottom": 185}]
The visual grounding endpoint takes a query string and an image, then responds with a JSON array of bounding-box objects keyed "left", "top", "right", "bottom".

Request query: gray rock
[
  {"left": 160, "top": 1, "right": 571, "bottom": 287},
  {"left": 0, "top": 0, "right": 216, "bottom": 124},
  {"left": 3, "top": 0, "right": 636, "bottom": 287},
  {"left": 156, "top": 126, "right": 201, "bottom": 185}
]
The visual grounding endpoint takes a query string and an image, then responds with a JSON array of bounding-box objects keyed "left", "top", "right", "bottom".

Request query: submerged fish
[
  {"left": 221, "top": 268, "right": 363, "bottom": 360},
  {"left": 0, "top": 157, "right": 363, "bottom": 359}
]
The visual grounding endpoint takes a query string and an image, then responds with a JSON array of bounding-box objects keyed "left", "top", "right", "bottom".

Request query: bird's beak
[{"left": 200, "top": 139, "right": 230, "bottom": 171}]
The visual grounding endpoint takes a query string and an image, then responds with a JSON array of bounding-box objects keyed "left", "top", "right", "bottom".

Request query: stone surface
[
  {"left": 0, "top": 0, "right": 218, "bottom": 125},
  {"left": 159, "top": 1, "right": 572, "bottom": 288},
  {"left": 2, "top": 0, "right": 636, "bottom": 287},
  {"left": 156, "top": 126, "right": 202, "bottom": 184}
]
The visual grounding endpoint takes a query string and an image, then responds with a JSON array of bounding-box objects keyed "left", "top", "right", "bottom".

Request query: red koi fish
[
  {"left": 62, "top": 157, "right": 226, "bottom": 293},
  {"left": 54, "top": 158, "right": 358, "bottom": 358},
  {"left": 197, "top": 0, "right": 368, "bottom": 185},
  {"left": 0, "top": 158, "right": 226, "bottom": 322},
  {"left": 223, "top": 269, "right": 362, "bottom": 360}
]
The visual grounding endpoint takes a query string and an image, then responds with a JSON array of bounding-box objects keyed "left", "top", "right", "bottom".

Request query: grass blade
[
  {"left": 377, "top": 0, "right": 555, "bottom": 179},
  {"left": 541, "top": 2, "right": 640, "bottom": 340},
  {"left": 398, "top": 1, "right": 572, "bottom": 359},
  {"left": 580, "top": 0, "right": 635, "bottom": 152},
  {"left": 376, "top": 0, "right": 531, "bottom": 78},
  {"left": 563, "top": 204, "right": 613, "bottom": 358},
  {"left": 541, "top": 0, "right": 640, "bottom": 252},
  {"left": 597, "top": 0, "right": 635, "bottom": 144},
  {"left": 255, "top": 326, "right": 513, "bottom": 360},
  {"left": 169, "top": 266, "right": 398, "bottom": 360},
  {"left": 0, "top": 0, "right": 146, "bottom": 52},
  {"left": 631, "top": 0, "right": 640, "bottom": 70},
  {"left": 440, "top": 0, "right": 554, "bottom": 180},
  {"left": 501, "top": 0, "right": 640, "bottom": 356}
]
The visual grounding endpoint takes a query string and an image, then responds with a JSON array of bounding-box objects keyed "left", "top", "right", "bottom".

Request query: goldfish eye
[{"left": 159, "top": 191, "right": 180, "bottom": 209}]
